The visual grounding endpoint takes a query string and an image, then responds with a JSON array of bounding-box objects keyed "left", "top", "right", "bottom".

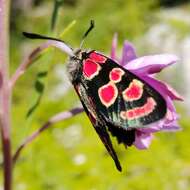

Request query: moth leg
[{"left": 93, "top": 123, "right": 122, "bottom": 172}]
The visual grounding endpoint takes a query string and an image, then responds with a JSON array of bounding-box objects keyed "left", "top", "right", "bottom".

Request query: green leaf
[
  {"left": 51, "top": 0, "right": 64, "bottom": 31},
  {"left": 59, "top": 20, "right": 77, "bottom": 39},
  {"left": 26, "top": 71, "right": 48, "bottom": 118}
]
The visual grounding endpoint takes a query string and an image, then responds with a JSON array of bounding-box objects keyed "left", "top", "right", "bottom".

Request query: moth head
[{"left": 67, "top": 49, "right": 82, "bottom": 82}]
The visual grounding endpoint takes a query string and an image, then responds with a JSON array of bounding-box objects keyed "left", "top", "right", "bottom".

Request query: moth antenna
[
  {"left": 23, "top": 32, "right": 66, "bottom": 43},
  {"left": 80, "top": 20, "right": 95, "bottom": 49},
  {"left": 23, "top": 32, "right": 75, "bottom": 57}
]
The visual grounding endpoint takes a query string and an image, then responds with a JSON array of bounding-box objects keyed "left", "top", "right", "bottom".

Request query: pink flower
[{"left": 111, "top": 34, "right": 183, "bottom": 149}]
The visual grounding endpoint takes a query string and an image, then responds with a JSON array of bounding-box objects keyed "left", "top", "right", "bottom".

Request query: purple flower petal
[
  {"left": 164, "top": 96, "right": 180, "bottom": 124},
  {"left": 121, "top": 40, "right": 137, "bottom": 66},
  {"left": 164, "top": 83, "right": 184, "bottom": 101},
  {"left": 125, "top": 54, "right": 179, "bottom": 75},
  {"left": 111, "top": 33, "right": 118, "bottom": 61},
  {"left": 138, "top": 120, "right": 164, "bottom": 133},
  {"left": 138, "top": 75, "right": 183, "bottom": 101},
  {"left": 134, "top": 131, "right": 153, "bottom": 149},
  {"left": 162, "top": 120, "right": 181, "bottom": 131}
]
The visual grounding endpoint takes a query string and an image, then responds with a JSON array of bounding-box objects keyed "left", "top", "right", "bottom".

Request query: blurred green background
[{"left": 1, "top": 0, "right": 190, "bottom": 189}]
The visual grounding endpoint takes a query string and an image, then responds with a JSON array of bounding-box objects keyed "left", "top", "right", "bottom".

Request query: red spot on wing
[
  {"left": 122, "top": 79, "right": 143, "bottom": 101},
  {"left": 144, "top": 97, "right": 156, "bottom": 113},
  {"left": 127, "top": 110, "right": 134, "bottom": 118},
  {"left": 83, "top": 59, "right": 101, "bottom": 80},
  {"left": 98, "top": 82, "right": 118, "bottom": 107},
  {"left": 89, "top": 52, "right": 107, "bottom": 63},
  {"left": 109, "top": 68, "right": 125, "bottom": 83},
  {"left": 120, "top": 97, "right": 156, "bottom": 120}
]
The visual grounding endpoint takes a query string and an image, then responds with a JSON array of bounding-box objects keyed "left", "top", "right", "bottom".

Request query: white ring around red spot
[
  {"left": 83, "top": 58, "right": 101, "bottom": 80},
  {"left": 120, "top": 97, "right": 157, "bottom": 120},
  {"left": 109, "top": 68, "right": 125, "bottom": 83},
  {"left": 98, "top": 82, "right": 118, "bottom": 107},
  {"left": 122, "top": 79, "right": 143, "bottom": 101}
]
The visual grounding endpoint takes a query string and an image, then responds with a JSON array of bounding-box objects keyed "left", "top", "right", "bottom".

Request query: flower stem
[
  {"left": 0, "top": 0, "right": 11, "bottom": 190},
  {"left": 10, "top": 43, "right": 51, "bottom": 89},
  {"left": 13, "top": 107, "right": 84, "bottom": 164}
]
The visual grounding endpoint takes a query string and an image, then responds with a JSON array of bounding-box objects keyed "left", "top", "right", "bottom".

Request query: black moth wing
[
  {"left": 71, "top": 50, "right": 167, "bottom": 171},
  {"left": 74, "top": 84, "right": 122, "bottom": 171},
  {"left": 81, "top": 51, "right": 167, "bottom": 130}
]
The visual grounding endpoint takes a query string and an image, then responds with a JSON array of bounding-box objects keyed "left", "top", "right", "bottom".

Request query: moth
[{"left": 23, "top": 21, "right": 167, "bottom": 171}]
